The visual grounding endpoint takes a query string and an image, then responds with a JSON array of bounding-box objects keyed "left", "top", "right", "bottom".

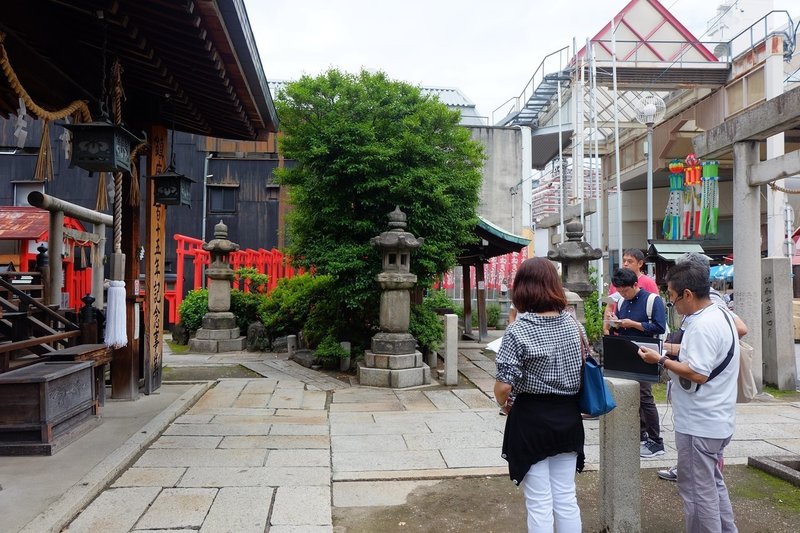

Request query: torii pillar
[{"left": 693, "top": 86, "right": 800, "bottom": 391}]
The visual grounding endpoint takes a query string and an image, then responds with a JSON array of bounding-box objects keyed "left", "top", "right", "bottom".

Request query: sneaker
[
  {"left": 640, "top": 439, "right": 665, "bottom": 458},
  {"left": 657, "top": 465, "right": 678, "bottom": 481}
]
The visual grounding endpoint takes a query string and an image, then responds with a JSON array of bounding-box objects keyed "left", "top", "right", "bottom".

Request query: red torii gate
[{"left": 170, "top": 234, "right": 300, "bottom": 325}]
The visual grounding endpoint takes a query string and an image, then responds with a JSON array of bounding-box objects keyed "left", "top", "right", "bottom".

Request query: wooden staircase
[{"left": 0, "top": 272, "right": 80, "bottom": 372}]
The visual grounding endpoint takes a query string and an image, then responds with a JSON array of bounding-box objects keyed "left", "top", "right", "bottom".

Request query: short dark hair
[
  {"left": 511, "top": 257, "right": 566, "bottom": 313},
  {"left": 611, "top": 268, "right": 638, "bottom": 289},
  {"left": 623, "top": 248, "right": 646, "bottom": 263},
  {"left": 665, "top": 261, "right": 710, "bottom": 299}
]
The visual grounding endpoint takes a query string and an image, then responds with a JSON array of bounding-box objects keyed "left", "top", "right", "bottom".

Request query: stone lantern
[
  {"left": 359, "top": 207, "right": 431, "bottom": 388},
  {"left": 547, "top": 221, "right": 602, "bottom": 323},
  {"left": 189, "top": 220, "right": 246, "bottom": 352}
]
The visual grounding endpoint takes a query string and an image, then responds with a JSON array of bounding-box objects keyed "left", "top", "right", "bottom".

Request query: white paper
[{"left": 485, "top": 337, "right": 503, "bottom": 353}]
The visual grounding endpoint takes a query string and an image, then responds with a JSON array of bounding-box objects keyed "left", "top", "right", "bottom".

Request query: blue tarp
[{"left": 709, "top": 264, "right": 733, "bottom": 282}]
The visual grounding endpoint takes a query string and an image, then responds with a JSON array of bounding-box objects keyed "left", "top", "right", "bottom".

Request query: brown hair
[{"left": 511, "top": 257, "right": 567, "bottom": 313}]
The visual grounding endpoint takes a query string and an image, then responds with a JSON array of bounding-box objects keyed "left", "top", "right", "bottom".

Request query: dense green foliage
[
  {"left": 487, "top": 303, "right": 501, "bottom": 328},
  {"left": 178, "top": 289, "right": 209, "bottom": 333},
  {"left": 230, "top": 290, "right": 268, "bottom": 333},
  {"left": 235, "top": 267, "right": 269, "bottom": 293},
  {"left": 583, "top": 268, "right": 604, "bottom": 343},
  {"left": 409, "top": 304, "right": 444, "bottom": 354},
  {"left": 258, "top": 274, "right": 334, "bottom": 343},
  {"left": 314, "top": 335, "right": 349, "bottom": 360},
  {"left": 274, "top": 69, "right": 485, "bottom": 349}
]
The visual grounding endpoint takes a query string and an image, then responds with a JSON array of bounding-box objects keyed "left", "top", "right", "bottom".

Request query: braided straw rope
[
  {"left": 769, "top": 182, "right": 800, "bottom": 194},
  {"left": 0, "top": 32, "right": 91, "bottom": 123}
]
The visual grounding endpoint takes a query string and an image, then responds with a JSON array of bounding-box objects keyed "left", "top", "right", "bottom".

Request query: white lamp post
[{"left": 635, "top": 95, "right": 665, "bottom": 275}]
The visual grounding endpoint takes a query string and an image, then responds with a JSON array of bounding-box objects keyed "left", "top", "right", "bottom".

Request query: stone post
[
  {"left": 733, "top": 142, "right": 763, "bottom": 391},
  {"left": 600, "top": 378, "right": 641, "bottom": 532},
  {"left": 444, "top": 314, "right": 458, "bottom": 386},
  {"left": 761, "top": 257, "right": 797, "bottom": 389}
]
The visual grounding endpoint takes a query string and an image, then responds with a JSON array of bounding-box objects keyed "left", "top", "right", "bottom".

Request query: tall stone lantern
[
  {"left": 189, "top": 220, "right": 246, "bottom": 352},
  {"left": 359, "top": 207, "right": 431, "bottom": 388}
]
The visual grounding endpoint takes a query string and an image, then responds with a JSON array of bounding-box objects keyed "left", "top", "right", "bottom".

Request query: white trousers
[{"left": 520, "top": 452, "right": 582, "bottom": 533}]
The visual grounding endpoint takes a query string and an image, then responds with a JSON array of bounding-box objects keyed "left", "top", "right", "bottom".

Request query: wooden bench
[{"left": 48, "top": 344, "right": 112, "bottom": 408}]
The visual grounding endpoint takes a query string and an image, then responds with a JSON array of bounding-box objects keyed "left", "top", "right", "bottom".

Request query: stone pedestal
[{"left": 189, "top": 312, "right": 246, "bottom": 352}]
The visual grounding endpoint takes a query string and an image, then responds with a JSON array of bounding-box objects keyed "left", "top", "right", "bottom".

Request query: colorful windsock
[{"left": 663, "top": 159, "right": 684, "bottom": 240}]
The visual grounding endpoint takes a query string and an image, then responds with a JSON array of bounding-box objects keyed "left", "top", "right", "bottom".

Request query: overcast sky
[{"left": 245, "top": 0, "right": 797, "bottom": 121}]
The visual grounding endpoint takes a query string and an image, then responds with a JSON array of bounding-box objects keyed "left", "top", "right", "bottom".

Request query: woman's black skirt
[{"left": 501, "top": 393, "right": 585, "bottom": 485}]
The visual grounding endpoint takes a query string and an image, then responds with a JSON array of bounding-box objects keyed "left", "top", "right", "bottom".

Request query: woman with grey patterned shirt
[{"left": 494, "top": 257, "right": 584, "bottom": 533}]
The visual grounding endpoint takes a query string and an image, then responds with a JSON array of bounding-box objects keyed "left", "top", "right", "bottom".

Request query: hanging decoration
[
  {"left": 682, "top": 153, "right": 702, "bottom": 238},
  {"left": 105, "top": 55, "right": 129, "bottom": 349},
  {"left": 14, "top": 97, "right": 28, "bottom": 148},
  {"left": 33, "top": 119, "right": 54, "bottom": 181},
  {"left": 699, "top": 160, "right": 720, "bottom": 236},
  {"left": 663, "top": 159, "right": 684, "bottom": 240},
  {"left": 59, "top": 116, "right": 72, "bottom": 160}
]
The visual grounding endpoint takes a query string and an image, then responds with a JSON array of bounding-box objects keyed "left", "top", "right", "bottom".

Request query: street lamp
[{"left": 634, "top": 95, "right": 665, "bottom": 275}]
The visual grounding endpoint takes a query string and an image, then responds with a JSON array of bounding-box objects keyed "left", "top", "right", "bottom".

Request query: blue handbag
[{"left": 579, "top": 354, "right": 617, "bottom": 417}]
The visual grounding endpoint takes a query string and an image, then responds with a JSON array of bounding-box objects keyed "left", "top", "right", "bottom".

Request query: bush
[
  {"left": 314, "top": 334, "right": 349, "bottom": 360},
  {"left": 453, "top": 304, "right": 478, "bottom": 328},
  {"left": 259, "top": 274, "right": 334, "bottom": 343},
  {"left": 230, "top": 289, "right": 268, "bottom": 334},
  {"left": 583, "top": 291, "right": 604, "bottom": 344},
  {"left": 235, "top": 267, "right": 269, "bottom": 293},
  {"left": 178, "top": 289, "right": 208, "bottom": 333},
  {"left": 487, "top": 303, "right": 501, "bottom": 328},
  {"left": 409, "top": 304, "right": 444, "bottom": 354},
  {"left": 423, "top": 289, "right": 454, "bottom": 312}
]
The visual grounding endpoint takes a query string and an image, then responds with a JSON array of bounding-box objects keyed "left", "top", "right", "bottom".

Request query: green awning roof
[
  {"left": 647, "top": 241, "right": 707, "bottom": 262},
  {"left": 458, "top": 216, "right": 530, "bottom": 264}
]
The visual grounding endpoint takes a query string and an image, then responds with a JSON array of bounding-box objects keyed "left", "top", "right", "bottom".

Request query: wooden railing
[{"left": 0, "top": 273, "right": 80, "bottom": 373}]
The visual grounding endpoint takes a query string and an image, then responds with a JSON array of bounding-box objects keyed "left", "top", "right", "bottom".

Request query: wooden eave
[{"left": 0, "top": 0, "right": 277, "bottom": 140}]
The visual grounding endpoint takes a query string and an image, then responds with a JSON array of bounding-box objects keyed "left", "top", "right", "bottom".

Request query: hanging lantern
[
  {"left": 151, "top": 167, "right": 194, "bottom": 207},
  {"left": 61, "top": 120, "right": 141, "bottom": 173}
]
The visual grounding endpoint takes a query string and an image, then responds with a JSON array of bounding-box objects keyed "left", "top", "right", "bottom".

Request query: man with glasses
[
  {"left": 657, "top": 252, "right": 747, "bottom": 483},
  {"left": 608, "top": 267, "right": 666, "bottom": 458},
  {"left": 638, "top": 261, "right": 739, "bottom": 532},
  {"left": 604, "top": 249, "right": 658, "bottom": 335}
]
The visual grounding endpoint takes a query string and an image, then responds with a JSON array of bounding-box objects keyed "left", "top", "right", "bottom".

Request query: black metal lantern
[
  {"left": 61, "top": 120, "right": 141, "bottom": 173},
  {"left": 151, "top": 168, "right": 194, "bottom": 207}
]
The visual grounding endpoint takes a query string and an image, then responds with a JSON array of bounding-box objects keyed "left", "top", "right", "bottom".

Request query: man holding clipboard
[{"left": 604, "top": 268, "right": 666, "bottom": 458}]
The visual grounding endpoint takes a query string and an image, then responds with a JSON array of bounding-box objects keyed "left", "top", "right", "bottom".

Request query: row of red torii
[{"left": 170, "top": 234, "right": 528, "bottom": 325}]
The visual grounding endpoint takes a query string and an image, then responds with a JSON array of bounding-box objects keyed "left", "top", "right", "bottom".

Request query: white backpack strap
[{"left": 646, "top": 292, "right": 656, "bottom": 322}]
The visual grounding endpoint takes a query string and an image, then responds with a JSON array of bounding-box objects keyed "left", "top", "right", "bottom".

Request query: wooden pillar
[
  {"left": 144, "top": 125, "right": 168, "bottom": 394},
  {"left": 476, "top": 260, "right": 488, "bottom": 341},
  {"left": 462, "top": 264, "right": 472, "bottom": 336}
]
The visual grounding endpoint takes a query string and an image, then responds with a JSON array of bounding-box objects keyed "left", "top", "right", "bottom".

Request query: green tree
[{"left": 275, "top": 69, "right": 484, "bottom": 348}]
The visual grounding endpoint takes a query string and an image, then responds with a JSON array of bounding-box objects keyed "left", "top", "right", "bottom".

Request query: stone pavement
[{"left": 18, "top": 338, "right": 800, "bottom": 532}]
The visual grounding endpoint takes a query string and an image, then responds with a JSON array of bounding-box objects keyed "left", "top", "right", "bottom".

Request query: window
[
  {"left": 266, "top": 186, "right": 279, "bottom": 201},
  {"left": 208, "top": 186, "right": 237, "bottom": 213},
  {"left": 13, "top": 181, "right": 44, "bottom": 206}
]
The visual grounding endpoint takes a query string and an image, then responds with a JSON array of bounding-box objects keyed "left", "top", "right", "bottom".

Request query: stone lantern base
[
  {"left": 358, "top": 333, "right": 431, "bottom": 388},
  {"left": 188, "top": 312, "right": 246, "bottom": 353}
]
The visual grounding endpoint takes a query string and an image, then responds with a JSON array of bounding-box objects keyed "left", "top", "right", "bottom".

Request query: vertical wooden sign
[{"left": 144, "top": 125, "right": 167, "bottom": 393}]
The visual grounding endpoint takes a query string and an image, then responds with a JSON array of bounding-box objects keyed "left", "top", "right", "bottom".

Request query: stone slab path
[{"left": 59, "top": 344, "right": 800, "bottom": 532}]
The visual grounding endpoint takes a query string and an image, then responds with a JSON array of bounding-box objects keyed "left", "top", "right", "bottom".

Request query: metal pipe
[
  {"left": 646, "top": 123, "right": 654, "bottom": 276},
  {"left": 201, "top": 153, "right": 212, "bottom": 243},
  {"left": 611, "top": 17, "right": 624, "bottom": 262}
]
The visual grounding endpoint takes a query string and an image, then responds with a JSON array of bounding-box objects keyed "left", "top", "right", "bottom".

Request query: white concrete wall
[{"left": 468, "top": 126, "right": 524, "bottom": 233}]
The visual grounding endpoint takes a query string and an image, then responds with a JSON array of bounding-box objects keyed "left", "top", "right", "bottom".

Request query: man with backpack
[{"left": 608, "top": 267, "right": 667, "bottom": 458}]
